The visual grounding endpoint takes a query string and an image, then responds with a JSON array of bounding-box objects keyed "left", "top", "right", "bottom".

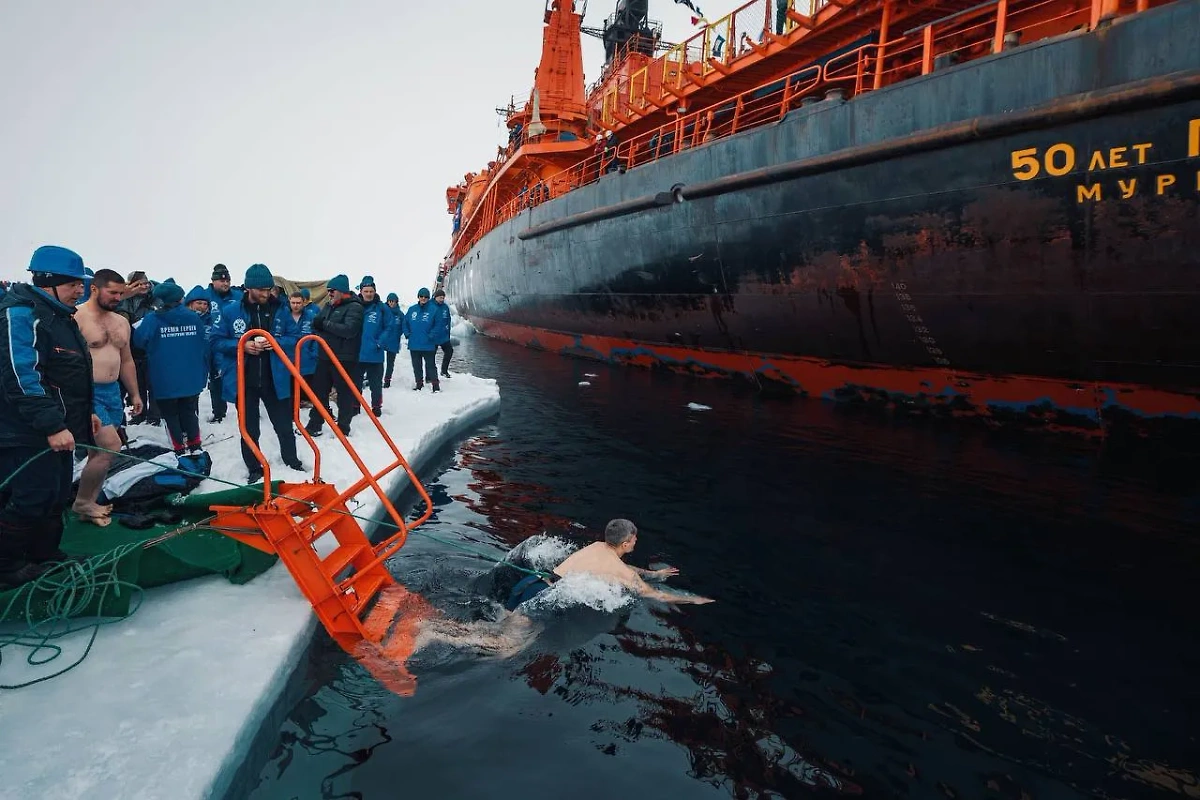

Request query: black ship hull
[{"left": 446, "top": 4, "right": 1200, "bottom": 435}]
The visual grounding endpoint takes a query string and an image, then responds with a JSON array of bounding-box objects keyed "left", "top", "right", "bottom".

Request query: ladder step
[
  {"left": 322, "top": 543, "right": 369, "bottom": 580},
  {"left": 273, "top": 483, "right": 332, "bottom": 515},
  {"left": 343, "top": 571, "right": 390, "bottom": 613}
]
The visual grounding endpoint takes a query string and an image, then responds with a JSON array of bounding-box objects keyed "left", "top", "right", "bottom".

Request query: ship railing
[
  {"left": 450, "top": 0, "right": 1152, "bottom": 264},
  {"left": 657, "top": 0, "right": 779, "bottom": 93}
]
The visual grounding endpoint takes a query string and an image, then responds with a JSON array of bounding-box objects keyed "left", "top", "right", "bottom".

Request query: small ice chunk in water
[
  {"left": 687, "top": 402, "right": 712, "bottom": 411},
  {"left": 578, "top": 381, "right": 591, "bottom": 386},
  {"left": 584, "top": 373, "right": 598, "bottom": 378}
]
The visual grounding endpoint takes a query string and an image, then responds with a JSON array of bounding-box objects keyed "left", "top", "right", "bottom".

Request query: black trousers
[
  {"left": 439, "top": 343, "right": 454, "bottom": 375},
  {"left": 358, "top": 362, "right": 385, "bottom": 412},
  {"left": 410, "top": 350, "right": 437, "bottom": 385},
  {"left": 239, "top": 380, "right": 298, "bottom": 470},
  {"left": 384, "top": 351, "right": 397, "bottom": 383},
  {"left": 0, "top": 447, "right": 73, "bottom": 570},
  {"left": 158, "top": 395, "right": 201, "bottom": 452},
  {"left": 128, "top": 357, "right": 160, "bottom": 422},
  {"left": 307, "top": 358, "right": 360, "bottom": 430},
  {"left": 209, "top": 368, "right": 227, "bottom": 420}
]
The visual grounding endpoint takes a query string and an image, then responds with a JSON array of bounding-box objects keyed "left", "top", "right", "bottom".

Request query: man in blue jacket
[
  {"left": 383, "top": 292, "right": 401, "bottom": 388},
  {"left": 133, "top": 280, "right": 210, "bottom": 456},
  {"left": 432, "top": 288, "right": 453, "bottom": 378},
  {"left": 403, "top": 288, "right": 440, "bottom": 392},
  {"left": 306, "top": 274, "right": 364, "bottom": 437},
  {"left": 210, "top": 264, "right": 303, "bottom": 482},
  {"left": 204, "top": 264, "right": 244, "bottom": 424},
  {"left": 355, "top": 276, "right": 390, "bottom": 416},
  {"left": 0, "top": 246, "right": 97, "bottom": 588}
]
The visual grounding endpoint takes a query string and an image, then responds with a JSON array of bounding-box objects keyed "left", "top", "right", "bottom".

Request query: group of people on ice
[{"left": 0, "top": 246, "right": 455, "bottom": 589}]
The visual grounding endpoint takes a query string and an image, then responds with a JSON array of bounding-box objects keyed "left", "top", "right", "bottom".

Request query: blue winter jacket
[
  {"left": 132, "top": 305, "right": 210, "bottom": 400},
  {"left": 402, "top": 302, "right": 438, "bottom": 351},
  {"left": 382, "top": 304, "right": 402, "bottom": 353},
  {"left": 0, "top": 282, "right": 95, "bottom": 447},
  {"left": 357, "top": 299, "right": 390, "bottom": 364},
  {"left": 272, "top": 307, "right": 317, "bottom": 376},
  {"left": 431, "top": 300, "right": 452, "bottom": 346},
  {"left": 211, "top": 295, "right": 297, "bottom": 401},
  {"left": 205, "top": 284, "right": 244, "bottom": 329}
]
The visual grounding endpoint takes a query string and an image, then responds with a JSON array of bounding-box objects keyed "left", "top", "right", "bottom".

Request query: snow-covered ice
[
  {"left": 578, "top": 381, "right": 591, "bottom": 386},
  {"left": 687, "top": 402, "right": 712, "bottom": 411},
  {"left": 0, "top": 367, "right": 500, "bottom": 800}
]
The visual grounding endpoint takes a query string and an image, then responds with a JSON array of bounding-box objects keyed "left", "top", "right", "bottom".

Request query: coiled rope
[{"left": 0, "top": 440, "right": 547, "bottom": 689}]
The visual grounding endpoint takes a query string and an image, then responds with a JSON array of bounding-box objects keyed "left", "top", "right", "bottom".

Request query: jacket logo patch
[{"left": 233, "top": 319, "right": 247, "bottom": 335}]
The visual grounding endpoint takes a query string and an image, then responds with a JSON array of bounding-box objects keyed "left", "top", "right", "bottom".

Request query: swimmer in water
[
  {"left": 369, "top": 520, "right": 712, "bottom": 691},
  {"left": 505, "top": 518, "right": 715, "bottom": 610}
]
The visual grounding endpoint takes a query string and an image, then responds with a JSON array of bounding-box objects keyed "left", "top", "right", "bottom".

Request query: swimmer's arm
[
  {"left": 622, "top": 571, "right": 713, "bottom": 605},
  {"left": 632, "top": 566, "right": 679, "bottom": 581}
]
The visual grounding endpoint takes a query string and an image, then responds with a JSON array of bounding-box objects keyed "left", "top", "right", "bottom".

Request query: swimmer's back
[{"left": 553, "top": 542, "right": 638, "bottom": 587}]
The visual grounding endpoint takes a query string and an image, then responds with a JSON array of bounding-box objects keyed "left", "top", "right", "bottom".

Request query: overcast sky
[{"left": 0, "top": 0, "right": 701, "bottom": 296}]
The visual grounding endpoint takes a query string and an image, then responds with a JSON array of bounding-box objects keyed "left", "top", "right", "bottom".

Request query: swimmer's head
[{"left": 604, "top": 519, "right": 638, "bottom": 554}]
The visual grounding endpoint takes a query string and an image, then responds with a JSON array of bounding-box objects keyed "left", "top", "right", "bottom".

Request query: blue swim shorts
[
  {"left": 505, "top": 573, "right": 557, "bottom": 611},
  {"left": 92, "top": 381, "right": 124, "bottom": 428}
]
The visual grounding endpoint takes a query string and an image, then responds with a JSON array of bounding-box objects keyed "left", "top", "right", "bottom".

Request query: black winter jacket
[
  {"left": 312, "top": 297, "right": 364, "bottom": 364},
  {"left": 0, "top": 283, "right": 95, "bottom": 447}
]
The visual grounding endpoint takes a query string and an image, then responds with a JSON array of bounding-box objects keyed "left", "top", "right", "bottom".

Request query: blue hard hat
[{"left": 28, "top": 245, "right": 86, "bottom": 280}]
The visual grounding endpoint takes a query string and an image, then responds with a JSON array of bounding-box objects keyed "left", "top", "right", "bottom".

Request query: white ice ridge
[
  {"left": 0, "top": 368, "right": 501, "bottom": 800},
  {"left": 686, "top": 402, "right": 712, "bottom": 411}
]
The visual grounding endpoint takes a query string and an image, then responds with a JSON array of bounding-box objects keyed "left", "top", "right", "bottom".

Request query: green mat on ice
[{"left": 0, "top": 483, "right": 282, "bottom": 623}]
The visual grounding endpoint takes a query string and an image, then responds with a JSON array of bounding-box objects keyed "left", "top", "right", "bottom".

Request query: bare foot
[{"left": 72, "top": 503, "right": 113, "bottom": 527}]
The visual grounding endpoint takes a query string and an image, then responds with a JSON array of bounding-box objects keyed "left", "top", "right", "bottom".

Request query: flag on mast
[{"left": 673, "top": 0, "right": 705, "bottom": 21}]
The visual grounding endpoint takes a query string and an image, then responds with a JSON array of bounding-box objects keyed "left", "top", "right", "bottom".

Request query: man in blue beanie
[
  {"left": 306, "top": 274, "right": 364, "bottom": 436},
  {"left": 355, "top": 276, "right": 392, "bottom": 416},
  {"left": 204, "top": 264, "right": 243, "bottom": 424},
  {"left": 432, "top": 288, "right": 453, "bottom": 378},
  {"left": 210, "top": 264, "right": 304, "bottom": 482},
  {"left": 383, "top": 292, "right": 401, "bottom": 387},
  {"left": 403, "top": 288, "right": 439, "bottom": 392},
  {"left": 0, "top": 246, "right": 99, "bottom": 586},
  {"left": 133, "top": 280, "right": 210, "bottom": 459}
]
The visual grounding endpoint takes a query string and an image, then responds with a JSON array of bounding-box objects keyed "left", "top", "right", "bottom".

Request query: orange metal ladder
[{"left": 207, "top": 329, "right": 434, "bottom": 654}]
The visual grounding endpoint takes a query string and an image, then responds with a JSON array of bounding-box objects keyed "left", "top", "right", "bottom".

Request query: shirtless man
[
  {"left": 506, "top": 518, "right": 714, "bottom": 608},
  {"left": 72, "top": 269, "right": 141, "bottom": 524}
]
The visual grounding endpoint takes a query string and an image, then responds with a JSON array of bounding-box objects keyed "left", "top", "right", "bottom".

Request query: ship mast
[{"left": 507, "top": 0, "right": 589, "bottom": 143}]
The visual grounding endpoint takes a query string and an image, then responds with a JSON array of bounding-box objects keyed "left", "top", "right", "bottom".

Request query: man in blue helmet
[{"left": 0, "top": 246, "right": 99, "bottom": 588}]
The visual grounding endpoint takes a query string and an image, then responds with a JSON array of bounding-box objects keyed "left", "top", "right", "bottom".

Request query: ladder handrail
[
  {"left": 233, "top": 329, "right": 434, "bottom": 557},
  {"left": 293, "top": 333, "right": 435, "bottom": 561}
]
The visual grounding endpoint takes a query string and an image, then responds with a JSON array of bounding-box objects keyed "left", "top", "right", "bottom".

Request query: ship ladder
[{"left": 206, "top": 330, "right": 434, "bottom": 683}]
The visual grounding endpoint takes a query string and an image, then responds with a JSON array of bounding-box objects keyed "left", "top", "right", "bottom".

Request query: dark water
[{"left": 250, "top": 335, "right": 1200, "bottom": 800}]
